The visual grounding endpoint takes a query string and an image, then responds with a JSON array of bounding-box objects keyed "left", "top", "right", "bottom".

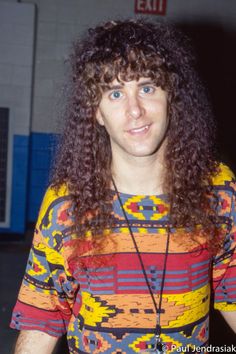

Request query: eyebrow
[
  {"left": 102, "top": 80, "right": 155, "bottom": 92},
  {"left": 138, "top": 80, "right": 155, "bottom": 87},
  {"left": 103, "top": 83, "right": 124, "bottom": 91}
]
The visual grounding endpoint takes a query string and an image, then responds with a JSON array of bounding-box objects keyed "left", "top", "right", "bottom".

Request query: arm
[
  {"left": 10, "top": 188, "right": 77, "bottom": 351},
  {"left": 220, "top": 311, "right": 236, "bottom": 333},
  {"left": 212, "top": 177, "right": 236, "bottom": 332},
  {"left": 14, "top": 330, "right": 58, "bottom": 354}
]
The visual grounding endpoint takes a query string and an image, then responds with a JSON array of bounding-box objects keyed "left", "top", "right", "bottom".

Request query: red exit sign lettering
[{"left": 135, "top": 0, "right": 167, "bottom": 15}]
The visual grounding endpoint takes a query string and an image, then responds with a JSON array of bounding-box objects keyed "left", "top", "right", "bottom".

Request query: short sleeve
[
  {"left": 212, "top": 180, "right": 236, "bottom": 312},
  {"left": 10, "top": 185, "right": 79, "bottom": 337}
]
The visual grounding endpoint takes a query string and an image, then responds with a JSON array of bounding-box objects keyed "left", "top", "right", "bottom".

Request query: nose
[{"left": 126, "top": 95, "right": 144, "bottom": 120}]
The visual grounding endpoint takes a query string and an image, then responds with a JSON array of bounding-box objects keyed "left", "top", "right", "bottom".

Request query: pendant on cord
[{"left": 139, "top": 335, "right": 167, "bottom": 353}]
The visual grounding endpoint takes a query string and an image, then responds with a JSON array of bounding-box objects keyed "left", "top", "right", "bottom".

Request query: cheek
[
  {"left": 96, "top": 106, "right": 105, "bottom": 126},
  {"left": 104, "top": 120, "right": 121, "bottom": 136},
  {"left": 149, "top": 97, "right": 167, "bottom": 113},
  {"left": 152, "top": 103, "right": 169, "bottom": 131},
  {"left": 100, "top": 109, "right": 124, "bottom": 130}
]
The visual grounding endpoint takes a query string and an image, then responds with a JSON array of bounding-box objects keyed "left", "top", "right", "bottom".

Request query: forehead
[{"left": 101, "top": 76, "right": 155, "bottom": 91}]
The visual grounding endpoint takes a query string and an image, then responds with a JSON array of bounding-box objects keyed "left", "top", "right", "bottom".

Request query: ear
[{"left": 95, "top": 108, "right": 105, "bottom": 126}]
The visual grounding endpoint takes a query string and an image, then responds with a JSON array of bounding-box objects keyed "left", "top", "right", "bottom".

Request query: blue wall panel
[
  {"left": 27, "top": 132, "right": 58, "bottom": 222},
  {"left": 0, "top": 135, "right": 29, "bottom": 234},
  {"left": 0, "top": 132, "right": 58, "bottom": 235}
]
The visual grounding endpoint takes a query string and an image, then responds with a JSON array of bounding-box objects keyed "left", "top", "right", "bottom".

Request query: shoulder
[
  {"left": 37, "top": 184, "right": 71, "bottom": 227},
  {"left": 36, "top": 184, "right": 74, "bottom": 249},
  {"left": 211, "top": 163, "right": 236, "bottom": 222},
  {"left": 211, "top": 162, "right": 235, "bottom": 189}
]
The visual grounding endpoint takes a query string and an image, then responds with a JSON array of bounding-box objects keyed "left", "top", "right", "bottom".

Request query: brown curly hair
[{"left": 52, "top": 19, "right": 221, "bottom": 253}]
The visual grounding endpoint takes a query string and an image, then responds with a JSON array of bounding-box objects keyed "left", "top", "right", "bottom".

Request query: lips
[{"left": 126, "top": 124, "right": 151, "bottom": 135}]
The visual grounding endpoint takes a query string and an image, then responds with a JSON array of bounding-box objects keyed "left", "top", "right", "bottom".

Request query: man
[{"left": 11, "top": 19, "right": 236, "bottom": 353}]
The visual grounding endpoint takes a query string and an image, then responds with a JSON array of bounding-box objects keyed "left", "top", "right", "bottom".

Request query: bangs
[
  {"left": 82, "top": 47, "right": 170, "bottom": 96},
  {"left": 100, "top": 53, "right": 168, "bottom": 89}
]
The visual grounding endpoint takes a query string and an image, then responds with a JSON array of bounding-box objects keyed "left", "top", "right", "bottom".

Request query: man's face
[{"left": 96, "top": 77, "right": 169, "bottom": 160}]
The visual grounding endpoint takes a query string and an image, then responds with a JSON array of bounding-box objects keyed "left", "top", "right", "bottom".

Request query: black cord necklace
[{"left": 112, "top": 179, "right": 170, "bottom": 354}]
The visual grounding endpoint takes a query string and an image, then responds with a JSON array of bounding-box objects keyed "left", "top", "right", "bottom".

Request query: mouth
[{"left": 126, "top": 124, "right": 151, "bottom": 135}]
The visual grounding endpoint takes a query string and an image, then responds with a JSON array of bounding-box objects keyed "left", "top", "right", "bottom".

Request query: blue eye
[
  {"left": 110, "top": 91, "right": 122, "bottom": 100},
  {"left": 141, "top": 86, "right": 154, "bottom": 94}
]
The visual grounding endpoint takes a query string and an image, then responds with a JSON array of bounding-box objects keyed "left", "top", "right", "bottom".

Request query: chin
[
  {"left": 130, "top": 143, "right": 161, "bottom": 156},
  {"left": 129, "top": 148, "right": 158, "bottom": 157}
]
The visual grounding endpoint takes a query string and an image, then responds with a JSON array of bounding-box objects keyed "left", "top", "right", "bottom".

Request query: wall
[
  {"left": 0, "top": 1, "right": 35, "bottom": 233},
  {"left": 24, "top": 0, "right": 236, "bottom": 135}
]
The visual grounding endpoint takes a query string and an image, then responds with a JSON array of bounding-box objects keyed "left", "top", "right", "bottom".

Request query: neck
[{"left": 111, "top": 147, "right": 166, "bottom": 196}]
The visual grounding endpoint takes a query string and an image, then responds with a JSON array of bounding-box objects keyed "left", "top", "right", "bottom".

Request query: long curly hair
[{"left": 52, "top": 19, "right": 221, "bottom": 253}]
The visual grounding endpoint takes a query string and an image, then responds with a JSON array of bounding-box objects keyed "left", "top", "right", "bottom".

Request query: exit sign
[{"left": 135, "top": 0, "right": 167, "bottom": 15}]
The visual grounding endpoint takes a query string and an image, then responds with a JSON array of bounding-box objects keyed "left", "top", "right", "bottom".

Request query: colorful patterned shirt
[{"left": 10, "top": 164, "right": 236, "bottom": 353}]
